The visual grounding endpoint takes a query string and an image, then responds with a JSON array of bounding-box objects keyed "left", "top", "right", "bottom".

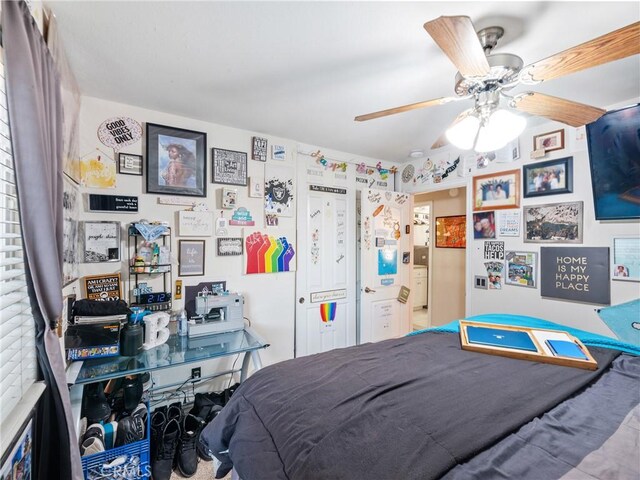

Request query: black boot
[
  {"left": 176, "top": 414, "right": 205, "bottom": 477},
  {"left": 151, "top": 417, "right": 180, "bottom": 480},
  {"left": 150, "top": 409, "right": 166, "bottom": 463}
]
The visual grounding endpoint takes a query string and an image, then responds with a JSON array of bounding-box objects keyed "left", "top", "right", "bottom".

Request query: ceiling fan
[{"left": 354, "top": 16, "right": 640, "bottom": 152}]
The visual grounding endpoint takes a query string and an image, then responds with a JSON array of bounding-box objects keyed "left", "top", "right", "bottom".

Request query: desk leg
[
  {"left": 69, "top": 383, "right": 83, "bottom": 442},
  {"left": 240, "top": 350, "right": 263, "bottom": 383}
]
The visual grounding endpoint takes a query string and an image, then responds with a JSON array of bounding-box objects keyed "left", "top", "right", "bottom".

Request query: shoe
[
  {"left": 103, "top": 421, "right": 118, "bottom": 450},
  {"left": 80, "top": 436, "right": 105, "bottom": 457},
  {"left": 132, "top": 402, "right": 148, "bottom": 424},
  {"left": 82, "top": 383, "right": 111, "bottom": 424},
  {"left": 83, "top": 423, "right": 105, "bottom": 445},
  {"left": 122, "top": 375, "right": 143, "bottom": 412},
  {"left": 167, "top": 402, "right": 183, "bottom": 424},
  {"left": 150, "top": 410, "right": 167, "bottom": 468},
  {"left": 176, "top": 414, "right": 205, "bottom": 477},
  {"left": 115, "top": 415, "right": 145, "bottom": 447},
  {"left": 78, "top": 417, "right": 88, "bottom": 448},
  {"left": 151, "top": 418, "right": 180, "bottom": 480}
]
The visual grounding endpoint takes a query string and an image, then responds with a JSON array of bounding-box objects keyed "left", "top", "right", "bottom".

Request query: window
[{"left": 0, "top": 45, "right": 38, "bottom": 425}]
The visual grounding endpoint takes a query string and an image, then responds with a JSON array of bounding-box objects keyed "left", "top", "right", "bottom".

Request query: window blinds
[{"left": 0, "top": 45, "right": 38, "bottom": 425}]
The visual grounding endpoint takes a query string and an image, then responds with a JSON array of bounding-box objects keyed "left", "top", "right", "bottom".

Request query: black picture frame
[
  {"left": 146, "top": 123, "right": 207, "bottom": 197},
  {"left": 117, "top": 153, "right": 143, "bottom": 176},
  {"left": 212, "top": 148, "right": 248, "bottom": 186},
  {"left": 523, "top": 157, "right": 573, "bottom": 198}
]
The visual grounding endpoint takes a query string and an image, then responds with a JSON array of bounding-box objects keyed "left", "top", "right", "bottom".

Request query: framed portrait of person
[
  {"left": 472, "top": 169, "right": 521, "bottom": 212},
  {"left": 523, "top": 157, "right": 573, "bottom": 198},
  {"left": 146, "top": 123, "right": 207, "bottom": 197}
]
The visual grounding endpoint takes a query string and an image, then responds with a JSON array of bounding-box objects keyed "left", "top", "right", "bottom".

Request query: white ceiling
[{"left": 48, "top": 1, "right": 640, "bottom": 163}]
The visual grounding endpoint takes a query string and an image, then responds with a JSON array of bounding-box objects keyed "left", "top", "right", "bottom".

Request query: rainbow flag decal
[{"left": 320, "top": 302, "right": 337, "bottom": 323}]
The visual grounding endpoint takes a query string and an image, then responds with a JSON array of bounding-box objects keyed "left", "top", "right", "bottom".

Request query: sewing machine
[{"left": 188, "top": 292, "right": 245, "bottom": 337}]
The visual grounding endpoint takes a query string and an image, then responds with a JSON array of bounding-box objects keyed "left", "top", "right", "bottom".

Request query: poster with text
[{"left": 541, "top": 247, "right": 610, "bottom": 305}]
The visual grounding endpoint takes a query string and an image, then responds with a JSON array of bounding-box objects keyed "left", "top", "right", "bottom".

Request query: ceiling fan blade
[
  {"left": 354, "top": 97, "right": 457, "bottom": 122},
  {"left": 431, "top": 109, "right": 472, "bottom": 149},
  {"left": 424, "top": 16, "right": 490, "bottom": 78},
  {"left": 512, "top": 92, "right": 606, "bottom": 127},
  {"left": 523, "top": 21, "right": 640, "bottom": 82}
]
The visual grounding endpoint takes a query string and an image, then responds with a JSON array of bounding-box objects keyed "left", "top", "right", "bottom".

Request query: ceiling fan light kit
[{"left": 355, "top": 16, "right": 640, "bottom": 154}]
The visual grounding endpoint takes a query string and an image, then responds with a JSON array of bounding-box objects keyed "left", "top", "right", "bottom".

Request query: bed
[{"left": 200, "top": 314, "right": 640, "bottom": 480}]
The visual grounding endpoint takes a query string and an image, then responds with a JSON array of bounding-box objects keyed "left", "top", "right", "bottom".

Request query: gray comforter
[{"left": 200, "top": 332, "right": 624, "bottom": 480}]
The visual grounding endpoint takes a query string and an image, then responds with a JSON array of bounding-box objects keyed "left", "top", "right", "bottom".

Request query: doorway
[
  {"left": 412, "top": 187, "right": 467, "bottom": 329},
  {"left": 412, "top": 203, "right": 431, "bottom": 330}
]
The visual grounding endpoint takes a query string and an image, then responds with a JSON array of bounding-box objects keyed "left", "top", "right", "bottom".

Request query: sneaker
[
  {"left": 83, "top": 423, "right": 105, "bottom": 445},
  {"left": 122, "top": 375, "right": 143, "bottom": 413},
  {"left": 151, "top": 418, "right": 180, "bottom": 480},
  {"left": 103, "top": 421, "right": 118, "bottom": 450},
  {"left": 132, "top": 402, "right": 148, "bottom": 424},
  {"left": 115, "top": 415, "right": 145, "bottom": 447},
  {"left": 176, "top": 414, "right": 205, "bottom": 477},
  {"left": 80, "top": 436, "right": 105, "bottom": 457},
  {"left": 82, "top": 383, "right": 111, "bottom": 425}
]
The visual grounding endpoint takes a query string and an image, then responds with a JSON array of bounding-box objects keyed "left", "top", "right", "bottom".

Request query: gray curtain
[{"left": 2, "top": 2, "right": 82, "bottom": 479}]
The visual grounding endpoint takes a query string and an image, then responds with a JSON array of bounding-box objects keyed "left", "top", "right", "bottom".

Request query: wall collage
[{"left": 403, "top": 106, "right": 640, "bottom": 342}]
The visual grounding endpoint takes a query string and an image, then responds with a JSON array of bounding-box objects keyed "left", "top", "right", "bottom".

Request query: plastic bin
[{"left": 81, "top": 402, "right": 151, "bottom": 479}]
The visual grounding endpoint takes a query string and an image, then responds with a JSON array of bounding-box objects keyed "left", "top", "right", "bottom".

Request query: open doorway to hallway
[
  {"left": 412, "top": 204, "right": 430, "bottom": 330},
  {"left": 412, "top": 186, "right": 467, "bottom": 330}
]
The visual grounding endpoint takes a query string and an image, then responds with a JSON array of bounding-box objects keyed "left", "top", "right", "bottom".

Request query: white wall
[
  {"left": 75, "top": 96, "right": 395, "bottom": 389},
  {"left": 402, "top": 102, "right": 640, "bottom": 337}
]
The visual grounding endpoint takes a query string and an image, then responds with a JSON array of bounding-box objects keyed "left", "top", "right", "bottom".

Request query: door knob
[
  {"left": 299, "top": 297, "right": 305, "bottom": 304},
  {"left": 364, "top": 287, "right": 376, "bottom": 293}
]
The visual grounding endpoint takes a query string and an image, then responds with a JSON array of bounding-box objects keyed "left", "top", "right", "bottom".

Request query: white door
[
  {"left": 359, "top": 189, "right": 413, "bottom": 343},
  {"left": 295, "top": 151, "right": 356, "bottom": 357}
]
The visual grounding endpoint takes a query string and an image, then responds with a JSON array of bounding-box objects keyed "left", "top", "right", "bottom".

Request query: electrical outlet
[{"left": 191, "top": 367, "right": 201, "bottom": 380}]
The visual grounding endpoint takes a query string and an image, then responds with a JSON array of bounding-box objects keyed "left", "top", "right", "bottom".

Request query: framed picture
[
  {"left": 84, "top": 273, "right": 122, "bottom": 300},
  {"left": 118, "top": 153, "right": 143, "bottom": 176},
  {"left": 212, "top": 148, "right": 248, "bottom": 186},
  {"left": 524, "top": 201, "right": 583, "bottom": 243},
  {"left": 81, "top": 221, "right": 120, "bottom": 262},
  {"left": 473, "top": 211, "right": 496, "bottom": 239},
  {"left": 505, "top": 251, "right": 537, "bottom": 288},
  {"left": 252, "top": 136, "right": 268, "bottom": 162},
  {"left": 216, "top": 237, "right": 243, "bottom": 256},
  {"left": 146, "top": 123, "right": 207, "bottom": 197},
  {"left": 62, "top": 174, "right": 79, "bottom": 286},
  {"left": 533, "top": 129, "right": 565, "bottom": 152},
  {"left": 178, "top": 240, "right": 206, "bottom": 276},
  {"left": 612, "top": 237, "right": 640, "bottom": 281},
  {"left": 523, "top": 157, "right": 573, "bottom": 198},
  {"left": 472, "top": 169, "right": 520, "bottom": 211},
  {"left": 435, "top": 215, "right": 466, "bottom": 248},
  {"left": 586, "top": 104, "right": 640, "bottom": 220},
  {"left": 222, "top": 188, "right": 238, "bottom": 209}
]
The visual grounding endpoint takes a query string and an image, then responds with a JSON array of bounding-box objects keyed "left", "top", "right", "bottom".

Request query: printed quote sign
[
  {"left": 84, "top": 274, "right": 122, "bottom": 300},
  {"left": 541, "top": 247, "right": 610, "bottom": 304},
  {"left": 484, "top": 241, "right": 505, "bottom": 260},
  {"left": 97, "top": 117, "right": 142, "bottom": 152},
  {"left": 498, "top": 210, "right": 520, "bottom": 237}
]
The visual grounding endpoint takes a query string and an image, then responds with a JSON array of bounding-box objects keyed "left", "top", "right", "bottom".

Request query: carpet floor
[{"left": 170, "top": 461, "right": 231, "bottom": 479}]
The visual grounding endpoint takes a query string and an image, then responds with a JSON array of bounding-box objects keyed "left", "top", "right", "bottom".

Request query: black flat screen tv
[{"left": 586, "top": 103, "right": 640, "bottom": 220}]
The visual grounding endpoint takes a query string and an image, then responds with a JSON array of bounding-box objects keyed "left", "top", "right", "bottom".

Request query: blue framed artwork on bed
[{"left": 586, "top": 103, "right": 640, "bottom": 220}]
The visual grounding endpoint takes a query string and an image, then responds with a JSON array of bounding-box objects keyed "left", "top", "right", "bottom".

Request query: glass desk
[{"left": 67, "top": 328, "right": 269, "bottom": 435}]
